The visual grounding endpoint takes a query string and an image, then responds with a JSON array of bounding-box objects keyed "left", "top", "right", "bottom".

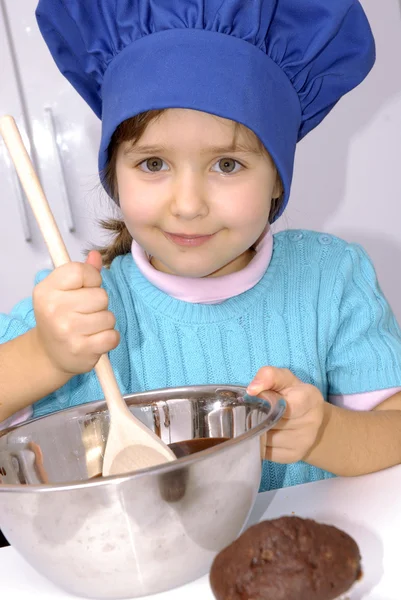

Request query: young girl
[{"left": 1, "top": 0, "right": 401, "bottom": 493}]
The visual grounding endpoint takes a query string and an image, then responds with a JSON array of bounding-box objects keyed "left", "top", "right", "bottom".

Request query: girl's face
[{"left": 116, "top": 109, "right": 281, "bottom": 278}]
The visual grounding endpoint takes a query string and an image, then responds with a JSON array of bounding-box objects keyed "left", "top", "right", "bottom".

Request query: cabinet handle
[
  {"left": 44, "top": 107, "right": 75, "bottom": 233},
  {"left": 1, "top": 138, "right": 32, "bottom": 242}
]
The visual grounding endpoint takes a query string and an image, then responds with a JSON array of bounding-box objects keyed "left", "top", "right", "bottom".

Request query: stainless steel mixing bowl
[{"left": 0, "top": 385, "right": 285, "bottom": 599}]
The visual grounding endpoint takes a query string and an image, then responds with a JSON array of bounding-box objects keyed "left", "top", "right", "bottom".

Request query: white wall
[{"left": 276, "top": 0, "right": 401, "bottom": 322}]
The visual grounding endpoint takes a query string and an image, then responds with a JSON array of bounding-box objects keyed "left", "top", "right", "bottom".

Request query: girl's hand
[
  {"left": 247, "top": 367, "right": 325, "bottom": 464},
  {"left": 33, "top": 250, "right": 120, "bottom": 376}
]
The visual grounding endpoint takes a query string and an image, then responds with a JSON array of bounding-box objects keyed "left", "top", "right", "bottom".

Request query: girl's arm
[
  {"left": 305, "top": 392, "right": 401, "bottom": 477},
  {"left": 0, "top": 328, "right": 72, "bottom": 422},
  {"left": 0, "top": 252, "right": 118, "bottom": 423},
  {"left": 248, "top": 367, "right": 401, "bottom": 477}
]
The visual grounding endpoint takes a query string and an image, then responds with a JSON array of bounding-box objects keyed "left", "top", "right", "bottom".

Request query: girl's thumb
[{"left": 85, "top": 250, "right": 103, "bottom": 272}]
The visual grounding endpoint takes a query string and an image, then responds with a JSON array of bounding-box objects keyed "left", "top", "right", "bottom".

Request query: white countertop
[{"left": 1, "top": 465, "right": 400, "bottom": 600}]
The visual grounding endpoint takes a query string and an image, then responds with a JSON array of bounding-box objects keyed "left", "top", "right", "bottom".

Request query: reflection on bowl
[{"left": 0, "top": 385, "right": 285, "bottom": 599}]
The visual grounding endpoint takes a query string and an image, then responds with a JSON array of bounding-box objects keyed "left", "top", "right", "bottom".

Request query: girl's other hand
[
  {"left": 247, "top": 367, "right": 325, "bottom": 464},
  {"left": 33, "top": 250, "right": 120, "bottom": 376}
]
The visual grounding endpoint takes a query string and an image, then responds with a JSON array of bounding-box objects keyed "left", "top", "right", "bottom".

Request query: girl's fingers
[
  {"left": 263, "top": 445, "right": 297, "bottom": 464},
  {"left": 263, "top": 430, "right": 306, "bottom": 463},
  {"left": 247, "top": 366, "right": 299, "bottom": 396},
  {"left": 50, "top": 262, "right": 103, "bottom": 291},
  {"left": 268, "top": 418, "right": 299, "bottom": 430},
  {"left": 85, "top": 250, "right": 103, "bottom": 272},
  {"left": 61, "top": 288, "right": 110, "bottom": 314},
  {"left": 265, "top": 429, "right": 294, "bottom": 451},
  {"left": 86, "top": 329, "right": 120, "bottom": 355},
  {"left": 261, "top": 387, "right": 317, "bottom": 420},
  {"left": 72, "top": 311, "right": 116, "bottom": 335},
  {"left": 263, "top": 423, "right": 322, "bottom": 464}
]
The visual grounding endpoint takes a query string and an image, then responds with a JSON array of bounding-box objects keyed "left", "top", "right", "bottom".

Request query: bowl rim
[{"left": 0, "top": 385, "right": 286, "bottom": 493}]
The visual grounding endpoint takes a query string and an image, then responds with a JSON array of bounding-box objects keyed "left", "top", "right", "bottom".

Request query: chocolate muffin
[{"left": 210, "top": 516, "right": 362, "bottom": 600}]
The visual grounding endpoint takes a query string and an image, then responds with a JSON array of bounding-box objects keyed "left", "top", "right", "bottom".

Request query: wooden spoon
[{"left": 0, "top": 115, "right": 176, "bottom": 476}]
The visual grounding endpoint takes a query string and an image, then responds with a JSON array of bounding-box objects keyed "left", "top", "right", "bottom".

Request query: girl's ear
[{"left": 272, "top": 172, "right": 284, "bottom": 201}]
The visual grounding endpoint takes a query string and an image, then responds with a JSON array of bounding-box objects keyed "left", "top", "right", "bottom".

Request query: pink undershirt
[{"left": 2, "top": 229, "right": 398, "bottom": 429}]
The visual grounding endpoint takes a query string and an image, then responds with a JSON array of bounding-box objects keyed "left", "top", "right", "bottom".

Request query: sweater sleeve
[
  {"left": 0, "top": 269, "right": 101, "bottom": 421},
  {"left": 326, "top": 244, "right": 401, "bottom": 395},
  {"left": 0, "top": 269, "right": 53, "bottom": 344},
  {"left": 0, "top": 272, "right": 45, "bottom": 425}
]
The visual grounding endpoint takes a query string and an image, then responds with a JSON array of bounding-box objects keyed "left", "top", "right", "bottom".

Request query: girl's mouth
[{"left": 163, "top": 232, "right": 216, "bottom": 247}]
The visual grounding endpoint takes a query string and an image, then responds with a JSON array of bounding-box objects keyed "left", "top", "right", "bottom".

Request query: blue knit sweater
[{"left": 2, "top": 230, "right": 401, "bottom": 491}]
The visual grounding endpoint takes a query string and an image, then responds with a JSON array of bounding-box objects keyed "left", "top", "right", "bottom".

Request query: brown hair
[{"left": 98, "top": 110, "right": 283, "bottom": 267}]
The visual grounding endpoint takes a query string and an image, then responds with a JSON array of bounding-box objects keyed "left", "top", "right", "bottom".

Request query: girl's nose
[{"left": 170, "top": 171, "right": 209, "bottom": 220}]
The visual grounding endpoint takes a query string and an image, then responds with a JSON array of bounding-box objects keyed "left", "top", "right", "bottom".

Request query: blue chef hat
[{"left": 36, "top": 0, "right": 375, "bottom": 219}]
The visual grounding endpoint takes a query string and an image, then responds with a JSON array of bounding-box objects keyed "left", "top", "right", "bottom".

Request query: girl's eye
[
  {"left": 212, "top": 158, "right": 242, "bottom": 174},
  {"left": 139, "top": 157, "right": 168, "bottom": 172}
]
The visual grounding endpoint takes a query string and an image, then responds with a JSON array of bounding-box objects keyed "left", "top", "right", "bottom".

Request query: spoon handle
[{"left": 0, "top": 115, "right": 125, "bottom": 414}]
